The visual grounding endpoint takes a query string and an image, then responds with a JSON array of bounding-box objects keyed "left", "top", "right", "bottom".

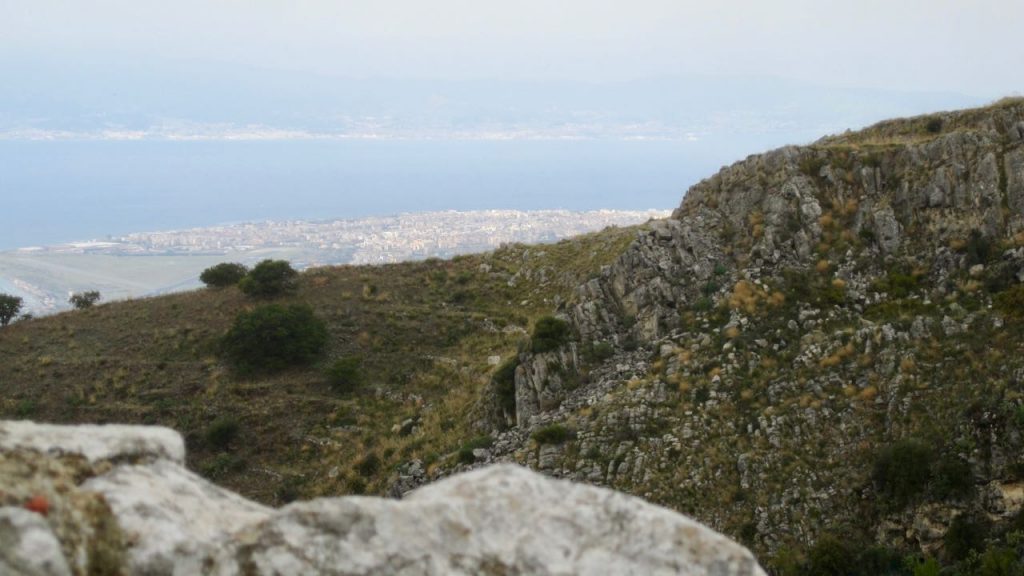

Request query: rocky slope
[
  {"left": 4, "top": 99, "right": 1024, "bottom": 574},
  {"left": 0, "top": 420, "right": 764, "bottom": 575},
  {"left": 441, "top": 99, "right": 1024, "bottom": 571}
]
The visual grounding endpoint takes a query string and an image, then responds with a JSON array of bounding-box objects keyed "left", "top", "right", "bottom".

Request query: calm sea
[{"left": 0, "top": 135, "right": 803, "bottom": 250}]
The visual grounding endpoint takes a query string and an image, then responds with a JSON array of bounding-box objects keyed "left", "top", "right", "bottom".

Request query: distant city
[
  {"left": 0, "top": 209, "right": 669, "bottom": 315},
  {"left": 25, "top": 209, "right": 669, "bottom": 263}
]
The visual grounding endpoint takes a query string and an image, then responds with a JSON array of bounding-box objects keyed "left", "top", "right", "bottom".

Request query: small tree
[
  {"left": 0, "top": 294, "right": 23, "bottom": 327},
  {"left": 326, "top": 356, "right": 363, "bottom": 393},
  {"left": 220, "top": 304, "right": 327, "bottom": 374},
  {"left": 69, "top": 291, "right": 101, "bottom": 309},
  {"left": 530, "top": 316, "right": 571, "bottom": 353},
  {"left": 239, "top": 260, "right": 298, "bottom": 298},
  {"left": 873, "top": 439, "right": 934, "bottom": 506},
  {"left": 200, "top": 262, "right": 249, "bottom": 288}
]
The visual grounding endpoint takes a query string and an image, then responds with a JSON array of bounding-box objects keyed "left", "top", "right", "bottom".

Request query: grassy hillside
[{"left": 0, "top": 226, "right": 642, "bottom": 502}]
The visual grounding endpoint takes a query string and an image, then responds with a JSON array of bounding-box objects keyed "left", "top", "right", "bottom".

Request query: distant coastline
[{"left": 0, "top": 208, "right": 669, "bottom": 316}]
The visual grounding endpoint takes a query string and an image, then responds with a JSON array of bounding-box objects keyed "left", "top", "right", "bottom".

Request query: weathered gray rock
[
  {"left": 0, "top": 420, "right": 184, "bottom": 465},
  {"left": 0, "top": 507, "right": 72, "bottom": 576},
  {"left": 83, "top": 460, "right": 272, "bottom": 575},
  {"left": 222, "top": 465, "right": 765, "bottom": 576},
  {"left": 1, "top": 421, "right": 766, "bottom": 575}
]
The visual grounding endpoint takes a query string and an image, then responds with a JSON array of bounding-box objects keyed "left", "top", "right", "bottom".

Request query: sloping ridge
[
  {"left": 571, "top": 98, "right": 1024, "bottom": 343},
  {"left": 475, "top": 99, "right": 1024, "bottom": 566}
]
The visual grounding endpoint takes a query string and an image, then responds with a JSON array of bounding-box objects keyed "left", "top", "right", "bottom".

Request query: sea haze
[{"left": 0, "top": 135, "right": 791, "bottom": 250}]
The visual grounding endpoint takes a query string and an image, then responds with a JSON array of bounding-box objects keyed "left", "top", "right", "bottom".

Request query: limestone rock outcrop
[{"left": 0, "top": 420, "right": 766, "bottom": 575}]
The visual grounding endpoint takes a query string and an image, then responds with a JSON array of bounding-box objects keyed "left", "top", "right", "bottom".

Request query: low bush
[
  {"left": 873, "top": 439, "right": 934, "bottom": 506},
  {"left": 239, "top": 259, "right": 298, "bottom": 297},
  {"left": 944, "top": 513, "right": 988, "bottom": 562},
  {"left": 69, "top": 291, "right": 101, "bottom": 310},
  {"left": 583, "top": 341, "right": 615, "bottom": 363},
  {"left": 205, "top": 417, "right": 240, "bottom": 450},
  {"left": 933, "top": 456, "right": 974, "bottom": 500},
  {"left": 200, "top": 262, "right": 249, "bottom": 288},
  {"left": 530, "top": 316, "right": 571, "bottom": 353},
  {"left": 995, "top": 285, "right": 1024, "bottom": 319},
  {"left": 492, "top": 357, "right": 519, "bottom": 415},
  {"left": 805, "top": 534, "right": 857, "bottom": 576},
  {"left": 532, "top": 423, "right": 573, "bottom": 445},
  {"left": 326, "top": 356, "right": 363, "bottom": 393},
  {"left": 356, "top": 453, "right": 381, "bottom": 477},
  {"left": 221, "top": 304, "right": 327, "bottom": 374}
]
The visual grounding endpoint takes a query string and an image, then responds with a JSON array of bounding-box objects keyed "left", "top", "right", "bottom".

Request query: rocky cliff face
[
  {"left": 0, "top": 420, "right": 766, "bottom": 575},
  {"left": 572, "top": 101, "right": 1024, "bottom": 343},
  {"left": 457, "top": 99, "right": 1024, "bottom": 566}
]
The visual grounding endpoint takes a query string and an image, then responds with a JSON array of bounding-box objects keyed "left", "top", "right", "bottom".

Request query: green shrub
[
  {"left": 805, "top": 534, "right": 857, "bottom": 576},
  {"left": 874, "top": 439, "right": 934, "bottom": 506},
  {"left": 326, "top": 357, "right": 362, "bottom": 393},
  {"left": 944, "top": 513, "right": 988, "bottom": 561},
  {"left": 200, "top": 262, "right": 249, "bottom": 288},
  {"left": 965, "top": 230, "right": 993, "bottom": 266},
  {"left": 69, "top": 290, "right": 101, "bottom": 310},
  {"left": 492, "top": 357, "right": 519, "bottom": 415},
  {"left": 356, "top": 453, "right": 381, "bottom": 477},
  {"left": 799, "top": 155, "right": 827, "bottom": 178},
  {"left": 933, "top": 456, "right": 974, "bottom": 499},
  {"left": 975, "top": 546, "right": 1024, "bottom": 576},
  {"left": 856, "top": 546, "right": 905, "bottom": 575},
  {"left": 583, "top": 341, "right": 615, "bottom": 362},
  {"left": 221, "top": 304, "right": 327, "bottom": 374},
  {"left": 205, "top": 417, "right": 240, "bottom": 450},
  {"left": 995, "top": 285, "right": 1024, "bottom": 319},
  {"left": 457, "top": 446, "right": 476, "bottom": 464},
  {"left": 0, "top": 293, "right": 23, "bottom": 327},
  {"left": 532, "top": 423, "right": 573, "bottom": 445},
  {"left": 925, "top": 117, "right": 944, "bottom": 134},
  {"left": 905, "top": 557, "right": 941, "bottom": 576},
  {"left": 531, "top": 316, "right": 571, "bottom": 353},
  {"left": 457, "top": 435, "right": 494, "bottom": 464},
  {"left": 876, "top": 271, "right": 920, "bottom": 298},
  {"left": 239, "top": 259, "right": 298, "bottom": 297}
]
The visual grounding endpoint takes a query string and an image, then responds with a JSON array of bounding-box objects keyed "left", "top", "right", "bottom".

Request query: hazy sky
[{"left": 2, "top": 0, "right": 1021, "bottom": 97}]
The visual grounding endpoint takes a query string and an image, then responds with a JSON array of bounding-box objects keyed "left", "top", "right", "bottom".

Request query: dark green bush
[
  {"left": 0, "top": 293, "right": 23, "bottom": 327},
  {"left": 221, "top": 304, "right": 327, "bottom": 374},
  {"left": 200, "top": 262, "right": 249, "bottom": 288},
  {"left": 532, "top": 424, "right": 573, "bottom": 445},
  {"left": 326, "top": 357, "right": 362, "bottom": 393},
  {"left": 995, "top": 285, "right": 1024, "bottom": 319},
  {"left": 856, "top": 546, "right": 905, "bottom": 575},
  {"left": 944, "top": 513, "right": 989, "bottom": 562},
  {"left": 492, "top": 357, "right": 519, "bottom": 415},
  {"left": 925, "top": 117, "right": 944, "bottom": 134},
  {"left": 933, "top": 456, "right": 974, "bottom": 500},
  {"left": 583, "top": 341, "right": 615, "bottom": 363},
  {"left": 457, "top": 435, "right": 494, "bottom": 464},
  {"left": 875, "top": 271, "right": 920, "bottom": 298},
  {"left": 531, "top": 316, "right": 571, "bottom": 353},
  {"left": 356, "top": 453, "right": 381, "bottom": 477},
  {"left": 805, "top": 534, "right": 857, "bottom": 576},
  {"left": 205, "top": 417, "right": 240, "bottom": 450},
  {"left": 69, "top": 290, "right": 101, "bottom": 310},
  {"left": 874, "top": 439, "right": 934, "bottom": 506},
  {"left": 965, "top": 230, "right": 993, "bottom": 266},
  {"left": 239, "top": 259, "right": 298, "bottom": 297}
]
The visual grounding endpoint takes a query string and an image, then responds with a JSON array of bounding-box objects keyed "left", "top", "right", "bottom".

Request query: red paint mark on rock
[{"left": 24, "top": 495, "right": 50, "bottom": 516}]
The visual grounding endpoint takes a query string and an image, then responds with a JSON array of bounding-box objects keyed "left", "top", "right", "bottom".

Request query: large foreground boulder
[{"left": 0, "top": 420, "right": 765, "bottom": 575}]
